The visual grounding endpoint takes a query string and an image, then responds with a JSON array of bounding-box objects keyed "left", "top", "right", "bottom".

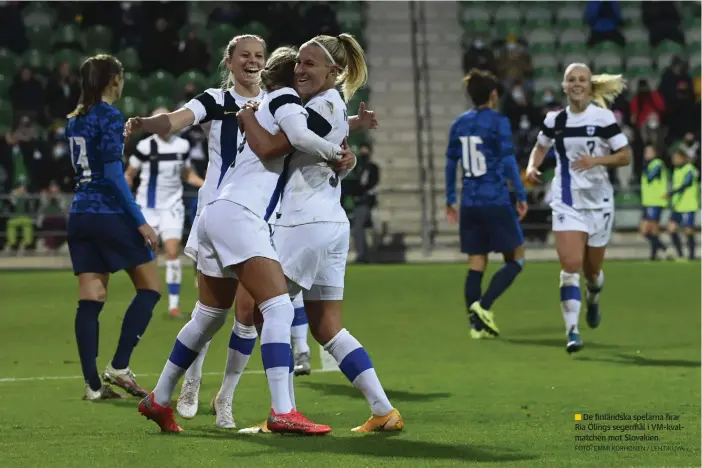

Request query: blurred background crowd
[{"left": 0, "top": 1, "right": 699, "bottom": 259}]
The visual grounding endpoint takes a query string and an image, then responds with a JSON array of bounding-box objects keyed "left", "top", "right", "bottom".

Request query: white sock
[
  {"left": 259, "top": 294, "right": 295, "bottom": 415},
  {"left": 219, "top": 321, "right": 257, "bottom": 399},
  {"left": 586, "top": 270, "right": 604, "bottom": 304},
  {"left": 559, "top": 271, "right": 581, "bottom": 334},
  {"left": 153, "top": 302, "right": 229, "bottom": 406},
  {"left": 325, "top": 328, "right": 393, "bottom": 416},
  {"left": 166, "top": 259, "right": 182, "bottom": 310},
  {"left": 291, "top": 293, "right": 310, "bottom": 354}
]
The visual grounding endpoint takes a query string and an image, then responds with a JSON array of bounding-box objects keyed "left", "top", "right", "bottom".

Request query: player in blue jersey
[
  {"left": 65, "top": 54, "right": 161, "bottom": 401},
  {"left": 445, "top": 69, "right": 528, "bottom": 339}
]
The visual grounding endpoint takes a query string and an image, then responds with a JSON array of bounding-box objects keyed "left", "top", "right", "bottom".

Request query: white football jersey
[
  {"left": 276, "top": 88, "right": 350, "bottom": 226},
  {"left": 129, "top": 135, "right": 191, "bottom": 210},
  {"left": 537, "top": 104, "right": 628, "bottom": 210},
  {"left": 184, "top": 87, "right": 265, "bottom": 215},
  {"left": 217, "top": 88, "right": 308, "bottom": 218}
]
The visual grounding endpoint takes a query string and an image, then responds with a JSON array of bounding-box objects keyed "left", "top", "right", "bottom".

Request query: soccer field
[{"left": 0, "top": 261, "right": 699, "bottom": 468}]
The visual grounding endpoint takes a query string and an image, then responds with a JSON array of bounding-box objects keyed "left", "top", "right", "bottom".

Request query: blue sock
[
  {"left": 671, "top": 232, "right": 683, "bottom": 257},
  {"left": 464, "top": 269, "right": 483, "bottom": 309},
  {"left": 112, "top": 289, "right": 160, "bottom": 370},
  {"left": 480, "top": 259, "right": 524, "bottom": 310},
  {"left": 168, "top": 283, "right": 181, "bottom": 295},
  {"left": 644, "top": 233, "right": 657, "bottom": 258},
  {"left": 687, "top": 234, "right": 696, "bottom": 259},
  {"left": 75, "top": 300, "right": 105, "bottom": 391}
]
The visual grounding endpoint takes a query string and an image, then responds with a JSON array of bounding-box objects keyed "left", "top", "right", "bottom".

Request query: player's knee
[
  {"left": 193, "top": 301, "right": 229, "bottom": 336},
  {"left": 559, "top": 270, "right": 580, "bottom": 287}
]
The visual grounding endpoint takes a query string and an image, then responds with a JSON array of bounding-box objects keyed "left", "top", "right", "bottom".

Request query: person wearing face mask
[
  {"left": 526, "top": 63, "right": 631, "bottom": 354},
  {"left": 350, "top": 143, "right": 380, "bottom": 264}
]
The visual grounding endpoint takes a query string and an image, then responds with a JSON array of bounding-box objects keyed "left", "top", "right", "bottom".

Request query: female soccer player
[
  {"left": 238, "top": 34, "right": 403, "bottom": 433},
  {"left": 665, "top": 148, "right": 699, "bottom": 261},
  {"left": 66, "top": 54, "right": 161, "bottom": 401},
  {"left": 135, "top": 46, "right": 347, "bottom": 434},
  {"left": 639, "top": 144, "right": 670, "bottom": 260},
  {"left": 525, "top": 63, "right": 631, "bottom": 353}
]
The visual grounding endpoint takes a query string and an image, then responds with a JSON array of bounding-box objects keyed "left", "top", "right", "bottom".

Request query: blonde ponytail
[
  {"left": 591, "top": 73, "right": 627, "bottom": 108},
  {"left": 336, "top": 33, "right": 368, "bottom": 103}
]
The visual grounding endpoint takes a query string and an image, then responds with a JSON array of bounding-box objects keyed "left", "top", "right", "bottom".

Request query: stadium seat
[
  {"left": 0, "top": 48, "right": 18, "bottom": 75},
  {"left": 145, "top": 71, "right": 177, "bottom": 98},
  {"left": 84, "top": 25, "right": 113, "bottom": 51},
  {"left": 656, "top": 39, "right": 685, "bottom": 55},
  {"left": 21, "top": 49, "right": 48, "bottom": 73},
  {"left": 175, "top": 70, "right": 207, "bottom": 93},
  {"left": 21, "top": 3, "right": 56, "bottom": 28},
  {"left": 622, "top": 26, "right": 648, "bottom": 45},
  {"left": 186, "top": 3, "right": 208, "bottom": 27},
  {"left": 337, "top": 4, "right": 366, "bottom": 31},
  {"left": 494, "top": 21, "right": 522, "bottom": 40},
  {"left": 116, "top": 48, "right": 141, "bottom": 72},
  {"left": 148, "top": 96, "right": 173, "bottom": 112},
  {"left": 619, "top": 3, "right": 641, "bottom": 25},
  {"left": 562, "top": 51, "right": 590, "bottom": 68},
  {"left": 460, "top": 6, "right": 491, "bottom": 26},
  {"left": 121, "top": 71, "right": 145, "bottom": 100},
  {"left": 115, "top": 97, "right": 147, "bottom": 118},
  {"left": 52, "top": 49, "right": 82, "bottom": 70},
  {"left": 615, "top": 192, "right": 640, "bottom": 207},
  {"left": 493, "top": 5, "right": 522, "bottom": 22},
  {"left": 559, "top": 28, "right": 588, "bottom": 47},
  {"left": 533, "top": 77, "right": 560, "bottom": 94},
  {"left": 625, "top": 40, "right": 650, "bottom": 56},
  {"left": 211, "top": 23, "right": 240, "bottom": 49},
  {"left": 687, "top": 27, "right": 702, "bottom": 45},
  {"left": 626, "top": 56, "right": 653, "bottom": 72},
  {"left": 592, "top": 53, "right": 623, "bottom": 72},
  {"left": 690, "top": 53, "right": 701, "bottom": 72},
  {"left": 532, "top": 65, "right": 558, "bottom": 80},
  {"left": 25, "top": 25, "right": 52, "bottom": 52},
  {"left": 592, "top": 41, "right": 622, "bottom": 54},
  {"left": 532, "top": 54, "right": 559, "bottom": 71},
  {"left": 523, "top": 6, "right": 553, "bottom": 26},
  {"left": 0, "top": 74, "right": 10, "bottom": 97},
  {"left": 51, "top": 24, "right": 85, "bottom": 51},
  {"left": 178, "top": 25, "right": 212, "bottom": 45},
  {"left": 242, "top": 21, "right": 270, "bottom": 42}
]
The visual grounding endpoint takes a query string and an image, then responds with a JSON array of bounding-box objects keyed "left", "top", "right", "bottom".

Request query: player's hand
[
  {"left": 334, "top": 143, "right": 356, "bottom": 171},
  {"left": 515, "top": 201, "right": 528, "bottom": 221},
  {"left": 138, "top": 223, "right": 159, "bottom": 254},
  {"left": 124, "top": 117, "right": 143, "bottom": 137},
  {"left": 446, "top": 204, "right": 458, "bottom": 224},
  {"left": 357, "top": 102, "right": 378, "bottom": 130},
  {"left": 243, "top": 100, "right": 259, "bottom": 111},
  {"left": 572, "top": 154, "right": 597, "bottom": 171},
  {"left": 236, "top": 106, "right": 256, "bottom": 131},
  {"left": 526, "top": 166, "right": 542, "bottom": 183}
]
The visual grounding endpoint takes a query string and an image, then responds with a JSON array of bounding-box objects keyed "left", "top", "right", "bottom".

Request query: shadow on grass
[
  {"left": 502, "top": 338, "right": 621, "bottom": 350},
  {"left": 299, "top": 382, "right": 452, "bottom": 403},
  {"left": 576, "top": 354, "right": 701, "bottom": 368},
  {"left": 178, "top": 429, "right": 537, "bottom": 463}
]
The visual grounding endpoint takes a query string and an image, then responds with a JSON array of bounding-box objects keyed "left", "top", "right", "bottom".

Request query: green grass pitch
[{"left": 0, "top": 261, "right": 699, "bottom": 467}]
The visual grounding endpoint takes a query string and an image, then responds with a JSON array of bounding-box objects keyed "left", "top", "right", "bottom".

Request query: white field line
[{"left": 0, "top": 367, "right": 339, "bottom": 384}]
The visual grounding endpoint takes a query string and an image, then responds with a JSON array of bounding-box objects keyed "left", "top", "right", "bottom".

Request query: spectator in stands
[
  {"left": 462, "top": 36, "right": 497, "bottom": 76},
  {"left": 37, "top": 180, "right": 69, "bottom": 253},
  {"left": 45, "top": 61, "right": 80, "bottom": 123},
  {"left": 178, "top": 29, "right": 211, "bottom": 75},
  {"left": 140, "top": 17, "right": 179, "bottom": 75},
  {"left": 502, "top": 83, "right": 540, "bottom": 165},
  {"left": 537, "top": 87, "right": 563, "bottom": 116},
  {"left": 0, "top": 1, "right": 27, "bottom": 54},
  {"left": 208, "top": 3, "right": 242, "bottom": 26},
  {"left": 642, "top": 1, "right": 685, "bottom": 46},
  {"left": 659, "top": 57, "right": 696, "bottom": 143},
  {"left": 613, "top": 109, "right": 637, "bottom": 186},
  {"left": 496, "top": 36, "right": 532, "bottom": 91},
  {"left": 630, "top": 78, "right": 665, "bottom": 172},
  {"left": 10, "top": 67, "right": 45, "bottom": 125},
  {"left": 48, "top": 127, "right": 75, "bottom": 193},
  {"left": 585, "top": 1, "right": 625, "bottom": 47},
  {"left": 351, "top": 143, "right": 380, "bottom": 264},
  {"left": 115, "top": 2, "right": 144, "bottom": 50}
]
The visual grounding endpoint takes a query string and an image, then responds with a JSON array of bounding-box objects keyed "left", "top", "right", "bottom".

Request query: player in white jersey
[
  {"left": 125, "top": 107, "right": 205, "bottom": 318},
  {"left": 236, "top": 34, "right": 403, "bottom": 434},
  {"left": 122, "top": 34, "right": 269, "bottom": 421},
  {"left": 526, "top": 63, "right": 630, "bottom": 354},
  {"left": 132, "top": 46, "right": 348, "bottom": 434}
]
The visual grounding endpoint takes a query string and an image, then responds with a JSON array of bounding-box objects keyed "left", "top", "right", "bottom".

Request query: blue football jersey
[
  {"left": 445, "top": 108, "right": 525, "bottom": 207},
  {"left": 66, "top": 102, "right": 126, "bottom": 214}
]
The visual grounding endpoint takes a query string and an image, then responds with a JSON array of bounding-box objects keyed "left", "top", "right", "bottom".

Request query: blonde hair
[
  {"left": 303, "top": 33, "right": 368, "bottom": 102},
  {"left": 564, "top": 63, "right": 627, "bottom": 108},
  {"left": 259, "top": 47, "right": 298, "bottom": 91},
  {"left": 220, "top": 35, "right": 266, "bottom": 90}
]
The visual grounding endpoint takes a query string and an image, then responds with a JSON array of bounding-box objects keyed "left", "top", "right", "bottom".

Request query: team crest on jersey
[
  {"left": 329, "top": 173, "right": 339, "bottom": 187},
  {"left": 586, "top": 126, "right": 595, "bottom": 136},
  {"left": 557, "top": 214, "right": 565, "bottom": 223}
]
